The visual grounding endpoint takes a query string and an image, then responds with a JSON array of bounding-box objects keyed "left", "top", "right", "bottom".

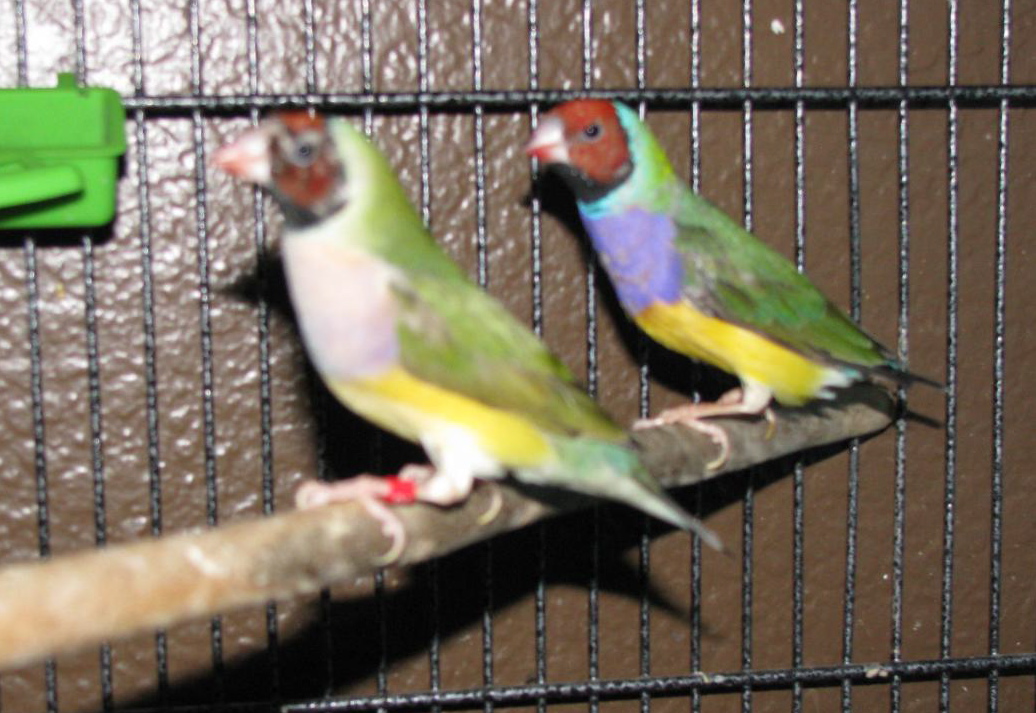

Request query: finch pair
[{"left": 214, "top": 102, "right": 933, "bottom": 558}]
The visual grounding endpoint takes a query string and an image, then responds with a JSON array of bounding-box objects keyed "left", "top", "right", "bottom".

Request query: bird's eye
[
  {"left": 293, "top": 140, "right": 318, "bottom": 166},
  {"left": 582, "top": 123, "right": 601, "bottom": 140}
]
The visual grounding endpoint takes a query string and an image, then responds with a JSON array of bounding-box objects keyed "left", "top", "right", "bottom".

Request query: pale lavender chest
[{"left": 281, "top": 237, "right": 400, "bottom": 380}]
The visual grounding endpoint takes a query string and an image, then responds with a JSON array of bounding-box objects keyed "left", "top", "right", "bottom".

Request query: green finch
[
  {"left": 527, "top": 100, "right": 939, "bottom": 466},
  {"left": 214, "top": 112, "right": 721, "bottom": 559}
]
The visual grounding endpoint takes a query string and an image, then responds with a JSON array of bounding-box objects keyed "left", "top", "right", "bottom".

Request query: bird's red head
[
  {"left": 214, "top": 111, "right": 345, "bottom": 225},
  {"left": 525, "top": 100, "right": 631, "bottom": 190}
]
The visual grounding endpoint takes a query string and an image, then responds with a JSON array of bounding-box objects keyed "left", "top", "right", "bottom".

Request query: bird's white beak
[
  {"left": 524, "top": 115, "right": 569, "bottom": 165},
  {"left": 212, "top": 126, "right": 272, "bottom": 185}
]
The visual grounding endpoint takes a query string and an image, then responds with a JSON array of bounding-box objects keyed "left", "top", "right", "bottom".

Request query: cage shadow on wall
[{"left": 0, "top": 0, "right": 1034, "bottom": 711}]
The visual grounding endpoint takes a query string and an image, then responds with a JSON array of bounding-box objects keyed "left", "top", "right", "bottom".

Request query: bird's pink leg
[
  {"left": 633, "top": 382, "right": 774, "bottom": 470},
  {"left": 295, "top": 473, "right": 426, "bottom": 564},
  {"left": 294, "top": 461, "right": 497, "bottom": 561}
]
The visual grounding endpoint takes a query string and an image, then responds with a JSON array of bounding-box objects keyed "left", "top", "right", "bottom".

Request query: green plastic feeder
[{"left": 0, "top": 73, "right": 126, "bottom": 230}]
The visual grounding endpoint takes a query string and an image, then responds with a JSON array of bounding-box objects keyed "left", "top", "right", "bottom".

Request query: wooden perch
[{"left": 0, "top": 386, "right": 893, "bottom": 671}]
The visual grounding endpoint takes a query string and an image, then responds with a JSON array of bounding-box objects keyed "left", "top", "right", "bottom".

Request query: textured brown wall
[{"left": 0, "top": 0, "right": 1034, "bottom": 711}]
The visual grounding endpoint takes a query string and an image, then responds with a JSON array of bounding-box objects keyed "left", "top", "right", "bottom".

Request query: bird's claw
[
  {"left": 358, "top": 496, "right": 408, "bottom": 566},
  {"left": 633, "top": 407, "right": 730, "bottom": 470},
  {"left": 762, "top": 407, "right": 777, "bottom": 440},
  {"left": 294, "top": 475, "right": 410, "bottom": 565},
  {"left": 476, "top": 483, "right": 505, "bottom": 525}
]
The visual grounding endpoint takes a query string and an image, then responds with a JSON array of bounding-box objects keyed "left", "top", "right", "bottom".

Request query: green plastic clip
[{"left": 0, "top": 73, "right": 126, "bottom": 229}]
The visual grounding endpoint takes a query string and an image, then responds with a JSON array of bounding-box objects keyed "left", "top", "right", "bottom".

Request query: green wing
[
  {"left": 391, "top": 270, "right": 626, "bottom": 441},
  {"left": 673, "top": 193, "right": 895, "bottom": 371}
]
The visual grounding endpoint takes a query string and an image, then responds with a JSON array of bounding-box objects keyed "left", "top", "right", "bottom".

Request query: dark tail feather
[
  {"left": 649, "top": 491, "right": 725, "bottom": 553},
  {"left": 549, "top": 437, "right": 726, "bottom": 552},
  {"left": 870, "top": 363, "right": 945, "bottom": 392}
]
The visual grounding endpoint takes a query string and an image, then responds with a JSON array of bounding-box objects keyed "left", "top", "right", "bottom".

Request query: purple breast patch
[{"left": 581, "top": 209, "right": 683, "bottom": 314}]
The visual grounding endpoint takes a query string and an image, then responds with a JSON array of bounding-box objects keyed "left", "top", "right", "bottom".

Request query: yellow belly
[
  {"left": 325, "top": 366, "right": 554, "bottom": 468},
  {"left": 636, "top": 300, "right": 842, "bottom": 405}
]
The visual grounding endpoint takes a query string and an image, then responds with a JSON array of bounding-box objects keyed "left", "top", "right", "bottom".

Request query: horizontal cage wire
[{"left": 0, "top": 0, "right": 1033, "bottom": 713}]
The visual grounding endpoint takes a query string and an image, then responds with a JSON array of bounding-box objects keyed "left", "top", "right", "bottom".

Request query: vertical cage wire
[
  {"left": 687, "top": 3, "right": 704, "bottom": 712},
  {"left": 25, "top": 224, "right": 57, "bottom": 713},
  {"left": 186, "top": 0, "right": 226, "bottom": 695},
  {"left": 940, "top": 0, "right": 961, "bottom": 711},
  {"left": 14, "top": 1, "right": 58, "bottom": 710},
  {"left": 632, "top": 6, "right": 653, "bottom": 713},
  {"left": 576, "top": 8, "right": 603, "bottom": 713},
  {"left": 789, "top": 0, "right": 807, "bottom": 709},
  {"left": 890, "top": 0, "right": 911, "bottom": 709},
  {"left": 468, "top": 4, "right": 496, "bottom": 713},
  {"left": 70, "top": 0, "right": 110, "bottom": 701},
  {"left": 128, "top": 0, "right": 170, "bottom": 701},
  {"left": 841, "top": 0, "right": 863, "bottom": 710},
  {"left": 70, "top": 0, "right": 115, "bottom": 705},
  {"left": 411, "top": 6, "right": 444, "bottom": 713},
  {"left": 988, "top": 2, "right": 1013, "bottom": 712},
  {"left": 240, "top": 0, "right": 282, "bottom": 697},
  {"left": 739, "top": 2, "right": 755, "bottom": 712},
  {"left": 525, "top": 8, "right": 550, "bottom": 713}
]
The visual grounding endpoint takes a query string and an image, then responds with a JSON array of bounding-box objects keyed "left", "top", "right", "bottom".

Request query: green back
[
  {"left": 327, "top": 118, "right": 468, "bottom": 282},
  {"left": 604, "top": 106, "right": 897, "bottom": 372},
  {"left": 671, "top": 191, "right": 893, "bottom": 370},
  {"left": 394, "top": 275, "right": 624, "bottom": 440},
  {"left": 328, "top": 118, "right": 625, "bottom": 441}
]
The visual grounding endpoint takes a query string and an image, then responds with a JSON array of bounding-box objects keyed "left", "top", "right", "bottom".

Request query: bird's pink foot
[
  {"left": 715, "top": 387, "right": 746, "bottom": 406},
  {"left": 295, "top": 474, "right": 414, "bottom": 564},
  {"left": 633, "top": 384, "right": 775, "bottom": 471},
  {"left": 716, "top": 389, "right": 777, "bottom": 439},
  {"left": 634, "top": 407, "right": 731, "bottom": 470},
  {"left": 396, "top": 464, "right": 436, "bottom": 486}
]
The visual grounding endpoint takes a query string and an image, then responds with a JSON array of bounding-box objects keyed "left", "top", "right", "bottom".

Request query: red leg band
[{"left": 382, "top": 477, "right": 418, "bottom": 504}]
